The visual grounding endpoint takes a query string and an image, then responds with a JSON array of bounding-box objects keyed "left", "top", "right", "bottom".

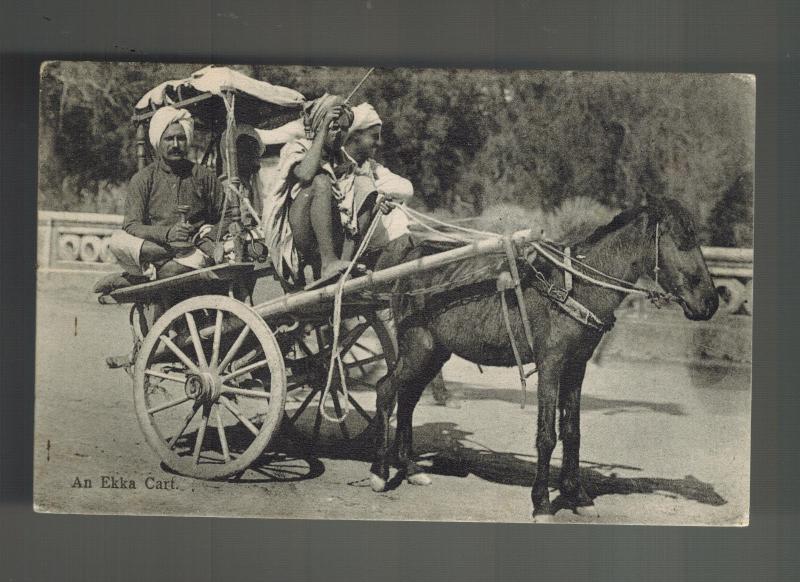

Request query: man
[
  {"left": 95, "top": 106, "right": 228, "bottom": 293},
  {"left": 262, "top": 94, "right": 357, "bottom": 287},
  {"left": 220, "top": 124, "right": 265, "bottom": 220},
  {"left": 344, "top": 102, "right": 414, "bottom": 249},
  {"left": 345, "top": 103, "right": 456, "bottom": 408}
]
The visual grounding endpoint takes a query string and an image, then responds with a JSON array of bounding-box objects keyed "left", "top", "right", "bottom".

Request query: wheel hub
[{"left": 185, "top": 371, "right": 222, "bottom": 403}]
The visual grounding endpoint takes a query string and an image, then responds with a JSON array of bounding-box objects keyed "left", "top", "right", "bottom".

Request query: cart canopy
[{"left": 136, "top": 66, "right": 305, "bottom": 110}]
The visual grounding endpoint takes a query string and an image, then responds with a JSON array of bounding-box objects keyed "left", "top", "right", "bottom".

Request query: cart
[
  {"left": 102, "top": 67, "right": 538, "bottom": 480},
  {"left": 100, "top": 67, "right": 401, "bottom": 479}
]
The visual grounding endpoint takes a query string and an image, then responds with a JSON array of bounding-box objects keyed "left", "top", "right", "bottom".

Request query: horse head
[{"left": 644, "top": 198, "right": 718, "bottom": 321}]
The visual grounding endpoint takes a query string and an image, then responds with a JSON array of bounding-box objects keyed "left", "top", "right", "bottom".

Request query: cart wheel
[
  {"left": 134, "top": 295, "right": 287, "bottom": 480},
  {"left": 279, "top": 312, "right": 397, "bottom": 450}
]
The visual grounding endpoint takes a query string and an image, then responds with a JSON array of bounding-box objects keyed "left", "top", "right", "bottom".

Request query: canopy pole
[{"left": 135, "top": 123, "right": 148, "bottom": 171}]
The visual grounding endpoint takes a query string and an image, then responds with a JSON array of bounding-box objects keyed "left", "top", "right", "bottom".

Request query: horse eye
[{"left": 686, "top": 273, "right": 702, "bottom": 287}]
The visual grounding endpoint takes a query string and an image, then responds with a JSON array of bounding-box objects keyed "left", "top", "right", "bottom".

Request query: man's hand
[
  {"left": 377, "top": 194, "right": 395, "bottom": 215},
  {"left": 323, "top": 106, "right": 345, "bottom": 132},
  {"left": 166, "top": 223, "right": 193, "bottom": 243}
]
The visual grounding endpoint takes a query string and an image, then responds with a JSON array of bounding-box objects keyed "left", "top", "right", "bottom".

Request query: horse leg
[
  {"left": 531, "top": 359, "right": 563, "bottom": 520},
  {"left": 370, "top": 369, "right": 397, "bottom": 492},
  {"left": 395, "top": 334, "right": 450, "bottom": 486},
  {"left": 557, "top": 359, "right": 597, "bottom": 517},
  {"left": 370, "top": 326, "right": 449, "bottom": 492}
]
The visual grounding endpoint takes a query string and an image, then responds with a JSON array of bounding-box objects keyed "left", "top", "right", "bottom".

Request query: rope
[
  {"left": 537, "top": 240, "right": 639, "bottom": 290},
  {"left": 400, "top": 204, "right": 503, "bottom": 240},
  {"left": 394, "top": 205, "right": 476, "bottom": 243},
  {"left": 531, "top": 242, "right": 669, "bottom": 300},
  {"left": 499, "top": 288, "right": 528, "bottom": 409},
  {"left": 318, "top": 200, "right": 385, "bottom": 423}
]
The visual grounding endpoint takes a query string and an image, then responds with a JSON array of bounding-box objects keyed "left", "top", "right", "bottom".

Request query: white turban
[
  {"left": 148, "top": 106, "right": 194, "bottom": 150},
  {"left": 349, "top": 103, "right": 382, "bottom": 133}
]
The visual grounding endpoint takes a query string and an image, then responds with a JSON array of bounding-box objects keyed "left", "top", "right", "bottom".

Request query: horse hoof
[
  {"left": 532, "top": 512, "right": 555, "bottom": 524},
  {"left": 407, "top": 473, "right": 432, "bottom": 486},
  {"left": 574, "top": 503, "right": 599, "bottom": 518},
  {"left": 370, "top": 474, "right": 388, "bottom": 492}
]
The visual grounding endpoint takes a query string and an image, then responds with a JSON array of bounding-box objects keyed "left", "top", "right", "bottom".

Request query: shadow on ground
[
  {"left": 265, "top": 420, "right": 726, "bottom": 508},
  {"left": 161, "top": 391, "right": 722, "bottom": 508},
  {"left": 445, "top": 382, "right": 687, "bottom": 416}
]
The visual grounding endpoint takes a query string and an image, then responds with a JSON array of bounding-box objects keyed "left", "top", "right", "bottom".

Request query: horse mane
[{"left": 581, "top": 197, "right": 699, "bottom": 250}]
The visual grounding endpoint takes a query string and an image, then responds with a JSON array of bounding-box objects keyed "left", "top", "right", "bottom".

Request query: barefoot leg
[{"left": 288, "top": 173, "right": 348, "bottom": 278}]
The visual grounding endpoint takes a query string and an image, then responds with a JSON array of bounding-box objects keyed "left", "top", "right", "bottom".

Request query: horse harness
[{"left": 495, "top": 223, "right": 673, "bottom": 406}]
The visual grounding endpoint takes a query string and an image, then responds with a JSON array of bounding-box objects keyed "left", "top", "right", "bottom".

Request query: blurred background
[{"left": 38, "top": 62, "right": 754, "bottom": 247}]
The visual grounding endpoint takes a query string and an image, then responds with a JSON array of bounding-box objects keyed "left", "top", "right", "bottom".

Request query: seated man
[
  {"left": 344, "top": 102, "right": 414, "bottom": 250},
  {"left": 262, "top": 94, "right": 357, "bottom": 286},
  {"left": 220, "top": 124, "right": 265, "bottom": 221},
  {"left": 95, "top": 106, "right": 228, "bottom": 293},
  {"left": 346, "top": 102, "right": 455, "bottom": 407}
]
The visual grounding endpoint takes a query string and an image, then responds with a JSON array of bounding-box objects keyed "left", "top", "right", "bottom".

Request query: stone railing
[
  {"left": 700, "top": 247, "right": 753, "bottom": 315},
  {"left": 37, "top": 211, "right": 754, "bottom": 315},
  {"left": 38, "top": 211, "right": 123, "bottom": 272}
]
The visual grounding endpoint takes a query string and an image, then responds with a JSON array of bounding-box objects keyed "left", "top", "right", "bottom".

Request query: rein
[{"left": 529, "top": 224, "right": 676, "bottom": 308}]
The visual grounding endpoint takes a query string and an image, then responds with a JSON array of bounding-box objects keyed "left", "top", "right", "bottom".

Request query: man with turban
[
  {"left": 96, "top": 106, "right": 228, "bottom": 292},
  {"left": 344, "top": 102, "right": 414, "bottom": 249},
  {"left": 262, "top": 94, "right": 358, "bottom": 286},
  {"left": 343, "top": 103, "right": 455, "bottom": 407}
]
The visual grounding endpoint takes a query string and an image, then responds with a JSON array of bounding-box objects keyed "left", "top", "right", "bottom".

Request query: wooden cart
[{"left": 102, "top": 66, "right": 537, "bottom": 480}]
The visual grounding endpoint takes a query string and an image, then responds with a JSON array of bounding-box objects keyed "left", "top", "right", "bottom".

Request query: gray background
[{"left": 1, "top": 0, "right": 796, "bottom": 580}]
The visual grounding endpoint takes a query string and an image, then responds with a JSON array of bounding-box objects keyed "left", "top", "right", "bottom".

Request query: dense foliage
[{"left": 38, "top": 63, "right": 754, "bottom": 245}]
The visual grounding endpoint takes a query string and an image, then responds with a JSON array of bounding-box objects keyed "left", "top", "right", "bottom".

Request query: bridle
[{"left": 526, "top": 220, "right": 678, "bottom": 311}]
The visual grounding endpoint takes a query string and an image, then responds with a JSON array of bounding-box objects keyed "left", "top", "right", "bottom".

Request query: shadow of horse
[
  {"left": 407, "top": 422, "right": 726, "bottom": 508},
  {"left": 166, "top": 414, "right": 724, "bottom": 509},
  {"left": 445, "top": 381, "right": 687, "bottom": 416}
]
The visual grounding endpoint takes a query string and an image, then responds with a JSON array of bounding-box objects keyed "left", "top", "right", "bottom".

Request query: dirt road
[{"left": 33, "top": 274, "right": 750, "bottom": 524}]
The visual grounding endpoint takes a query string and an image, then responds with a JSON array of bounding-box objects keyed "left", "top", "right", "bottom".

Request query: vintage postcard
[{"left": 34, "top": 62, "right": 753, "bottom": 524}]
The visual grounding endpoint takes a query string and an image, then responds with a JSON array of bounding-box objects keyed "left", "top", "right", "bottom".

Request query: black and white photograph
[{"left": 34, "top": 62, "right": 753, "bottom": 525}]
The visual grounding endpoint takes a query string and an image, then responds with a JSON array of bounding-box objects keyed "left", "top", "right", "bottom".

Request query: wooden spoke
[
  {"left": 223, "top": 386, "right": 271, "bottom": 400},
  {"left": 330, "top": 389, "right": 350, "bottom": 440},
  {"left": 216, "top": 325, "right": 251, "bottom": 373},
  {"left": 337, "top": 322, "right": 370, "bottom": 355},
  {"left": 288, "top": 388, "right": 320, "bottom": 424},
  {"left": 310, "top": 406, "right": 322, "bottom": 446},
  {"left": 353, "top": 341, "right": 381, "bottom": 358},
  {"left": 193, "top": 405, "right": 210, "bottom": 464},
  {"left": 345, "top": 354, "right": 385, "bottom": 369},
  {"left": 185, "top": 312, "right": 208, "bottom": 368},
  {"left": 347, "top": 393, "right": 374, "bottom": 423},
  {"left": 220, "top": 395, "right": 259, "bottom": 437},
  {"left": 210, "top": 309, "right": 224, "bottom": 368},
  {"left": 220, "top": 359, "right": 269, "bottom": 383},
  {"left": 214, "top": 405, "right": 230, "bottom": 462},
  {"left": 147, "top": 395, "right": 190, "bottom": 415},
  {"left": 170, "top": 403, "right": 200, "bottom": 450},
  {"left": 159, "top": 335, "right": 201, "bottom": 374},
  {"left": 144, "top": 369, "right": 187, "bottom": 383},
  {"left": 346, "top": 378, "right": 379, "bottom": 391}
]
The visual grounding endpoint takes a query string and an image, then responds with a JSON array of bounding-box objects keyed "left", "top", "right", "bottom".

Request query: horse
[{"left": 366, "top": 197, "right": 719, "bottom": 519}]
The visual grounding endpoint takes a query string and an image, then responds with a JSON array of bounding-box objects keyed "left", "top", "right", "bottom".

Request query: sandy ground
[{"left": 33, "top": 274, "right": 751, "bottom": 525}]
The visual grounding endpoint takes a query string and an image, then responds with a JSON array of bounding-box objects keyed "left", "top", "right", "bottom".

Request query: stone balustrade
[{"left": 38, "top": 211, "right": 123, "bottom": 272}]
